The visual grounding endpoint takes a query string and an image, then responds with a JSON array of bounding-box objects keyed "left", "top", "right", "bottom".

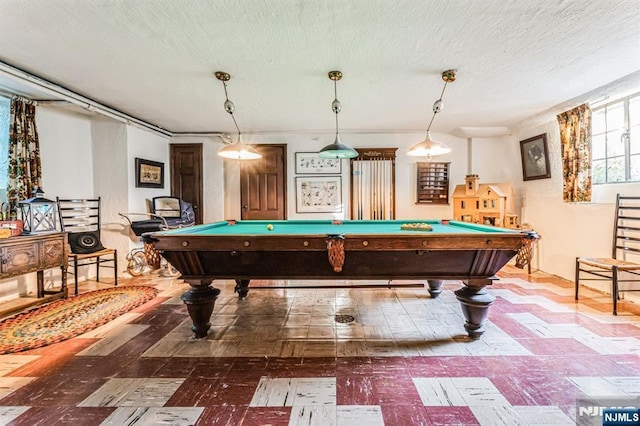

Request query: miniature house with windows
[{"left": 452, "top": 175, "right": 519, "bottom": 228}]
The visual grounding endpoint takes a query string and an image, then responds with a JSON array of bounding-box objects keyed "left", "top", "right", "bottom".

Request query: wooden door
[
  {"left": 170, "top": 144, "right": 203, "bottom": 224},
  {"left": 240, "top": 145, "right": 286, "bottom": 220}
]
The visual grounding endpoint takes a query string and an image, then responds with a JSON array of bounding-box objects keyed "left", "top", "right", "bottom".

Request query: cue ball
[{"left": 266, "top": 224, "right": 274, "bottom": 230}]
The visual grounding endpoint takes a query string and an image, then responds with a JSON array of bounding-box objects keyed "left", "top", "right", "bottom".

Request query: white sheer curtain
[{"left": 351, "top": 155, "right": 395, "bottom": 220}]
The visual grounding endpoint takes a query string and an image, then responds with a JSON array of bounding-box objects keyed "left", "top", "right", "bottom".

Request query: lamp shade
[
  {"left": 407, "top": 131, "right": 451, "bottom": 157},
  {"left": 319, "top": 135, "right": 359, "bottom": 159},
  {"left": 217, "top": 134, "right": 261, "bottom": 160}
]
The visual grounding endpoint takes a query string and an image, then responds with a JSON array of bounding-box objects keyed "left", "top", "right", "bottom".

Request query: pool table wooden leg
[
  {"left": 234, "top": 279, "right": 250, "bottom": 299},
  {"left": 426, "top": 280, "right": 443, "bottom": 298},
  {"left": 181, "top": 279, "right": 221, "bottom": 339},
  {"left": 454, "top": 282, "right": 495, "bottom": 340}
]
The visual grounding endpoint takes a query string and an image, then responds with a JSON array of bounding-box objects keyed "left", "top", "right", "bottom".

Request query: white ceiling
[{"left": 0, "top": 0, "right": 639, "bottom": 137}]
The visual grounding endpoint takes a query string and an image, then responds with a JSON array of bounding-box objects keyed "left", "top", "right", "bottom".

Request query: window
[
  {"left": 592, "top": 92, "right": 640, "bottom": 184},
  {"left": 461, "top": 200, "right": 466, "bottom": 209},
  {"left": 0, "top": 96, "right": 10, "bottom": 202}
]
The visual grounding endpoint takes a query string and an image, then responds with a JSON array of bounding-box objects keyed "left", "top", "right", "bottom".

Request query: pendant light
[
  {"left": 318, "top": 71, "right": 359, "bottom": 159},
  {"left": 407, "top": 69, "right": 457, "bottom": 158},
  {"left": 215, "top": 71, "right": 261, "bottom": 160}
]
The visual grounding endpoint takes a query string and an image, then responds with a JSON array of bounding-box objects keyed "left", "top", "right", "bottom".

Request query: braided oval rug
[{"left": 0, "top": 286, "right": 159, "bottom": 354}]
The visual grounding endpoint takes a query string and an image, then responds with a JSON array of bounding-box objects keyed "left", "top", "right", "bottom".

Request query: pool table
[{"left": 150, "top": 219, "right": 536, "bottom": 340}]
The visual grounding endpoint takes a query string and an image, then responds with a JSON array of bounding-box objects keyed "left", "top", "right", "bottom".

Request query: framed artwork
[
  {"left": 135, "top": 158, "right": 164, "bottom": 188},
  {"left": 295, "top": 152, "right": 342, "bottom": 174},
  {"left": 295, "top": 176, "right": 342, "bottom": 213},
  {"left": 519, "top": 134, "right": 551, "bottom": 181}
]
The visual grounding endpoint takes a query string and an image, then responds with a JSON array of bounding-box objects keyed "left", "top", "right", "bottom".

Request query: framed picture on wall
[
  {"left": 519, "top": 134, "right": 551, "bottom": 181},
  {"left": 295, "top": 152, "right": 342, "bottom": 174},
  {"left": 295, "top": 176, "right": 342, "bottom": 213},
  {"left": 135, "top": 158, "right": 164, "bottom": 188}
]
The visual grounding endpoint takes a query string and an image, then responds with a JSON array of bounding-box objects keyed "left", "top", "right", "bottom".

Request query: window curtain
[
  {"left": 557, "top": 103, "right": 592, "bottom": 203},
  {"left": 350, "top": 148, "right": 397, "bottom": 220},
  {"left": 7, "top": 97, "right": 41, "bottom": 216}
]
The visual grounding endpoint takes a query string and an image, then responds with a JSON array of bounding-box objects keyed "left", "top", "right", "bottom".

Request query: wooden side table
[{"left": 0, "top": 232, "right": 68, "bottom": 299}]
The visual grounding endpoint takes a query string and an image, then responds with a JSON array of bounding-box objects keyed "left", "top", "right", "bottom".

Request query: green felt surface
[{"left": 158, "top": 220, "right": 519, "bottom": 236}]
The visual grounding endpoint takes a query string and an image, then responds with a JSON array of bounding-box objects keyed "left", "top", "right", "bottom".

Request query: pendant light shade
[
  {"left": 407, "top": 131, "right": 452, "bottom": 157},
  {"left": 407, "top": 69, "right": 457, "bottom": 158},
  {"left": 215, "top": 71, "right": 261, "bottom": 160},
  {"left": 319, "top": 134, "right": 359, "bottom": 159},
  {"left": 319, "top": 71, "right": 359, "bottom": 159},
  {"left": 217, "top": 133, "right": 261, "bottom": 160}
]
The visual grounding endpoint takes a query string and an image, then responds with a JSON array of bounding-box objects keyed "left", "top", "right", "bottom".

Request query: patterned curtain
[
  {"left": 7, "top": 97, "right": 42, "bottom": 216},
  {"left": 557, "top": 103, "right": 592, "bottom": 203}
]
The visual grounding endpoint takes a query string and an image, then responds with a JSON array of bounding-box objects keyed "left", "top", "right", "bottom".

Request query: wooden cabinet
[
  {"left": 0, "top": 232, "right": 68, "bottom": 298},
  {"left": 416, "top": 162, "right": 450, "bottom": 204}
]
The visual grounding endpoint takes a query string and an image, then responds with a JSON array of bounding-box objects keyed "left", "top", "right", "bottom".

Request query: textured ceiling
[{"left": 0, "top": 0, "right": 639, "bottom": 136}]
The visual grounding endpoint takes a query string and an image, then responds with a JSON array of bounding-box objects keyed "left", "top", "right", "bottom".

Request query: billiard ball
[{"left": 266, "top": 224, "right": 274, "bottom": 231}]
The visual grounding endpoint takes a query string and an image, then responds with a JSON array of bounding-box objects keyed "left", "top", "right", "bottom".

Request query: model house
[
  {"left": 0, "top": 2, "right": 638, "bottom": 424},
  {"left": 452, "top": 174, "right": 519, "bottom": 228}
]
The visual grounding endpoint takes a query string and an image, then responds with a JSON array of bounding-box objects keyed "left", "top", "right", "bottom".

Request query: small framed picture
[
  {"left": 295, "top": 152, "right": 342, "bottom": 174},
  {"left": 135, "top": 158, "right": 164, "bottom": 188},
  {"left": 295, "top": 176, "right": 342, "bottom": 213},
  {"left": 519, "top": 134, "right": 551, "bottom": 181}
]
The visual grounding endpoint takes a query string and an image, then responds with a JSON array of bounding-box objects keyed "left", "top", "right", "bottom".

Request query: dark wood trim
[{"left": 354, "top": 148, "right": 398, "bottom": 160}]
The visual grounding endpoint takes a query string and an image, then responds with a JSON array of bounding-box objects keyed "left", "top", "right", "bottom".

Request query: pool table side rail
[
  {"left": 154, "top": 249, "right": 519, "bottom": 282},
  {"left": 153, "top": 219, "right": 523, "bottom": 237},
  {"left": 151, "top": 233, "right": 526, "bottom": 252}
]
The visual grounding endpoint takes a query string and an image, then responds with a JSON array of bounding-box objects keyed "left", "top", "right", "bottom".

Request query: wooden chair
[
  {"left": 56, "top": 197, "right": 118, "bottom": 295},
  {"left": 575, "top": 194, "right": 640, "bottom": 314}
]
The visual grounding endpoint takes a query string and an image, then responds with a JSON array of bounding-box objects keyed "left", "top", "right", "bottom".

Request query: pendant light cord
[
  {"left": 222, "top": 80, "right": 242, "bottom": 136},
  {"left": 426, "top": 80, "right": 450, "bottom": 132},
  {"left": 334, "top": 79, "right": 340, "bottom": 137}
]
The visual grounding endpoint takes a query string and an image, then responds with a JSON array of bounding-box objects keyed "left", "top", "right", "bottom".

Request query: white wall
[
  {"left": 1, "top": 107, "right": 97, "bottom": 300},
  {"left": 512, "top": 120, "right": 640, "bottom": 281},
  {"left": 6, "top": 74, "right": 639, "bottom": 304},
  {"left": 168, "top": 136, "right": 226, "bottom": 223},
  {"left": 0, "top": 106, "right": 171, "bottom": 302},
  {"left": 510, "top": 74, "right": 640, "bottom": 306},
  {"left": 91, "top": 119, "right": 129, "bottom": 262},
  {"left": 0, "top": 106, "right": 93, "bottom": 301},
  {"left": 127, "top": 126, "right": 171, "bottom": 213},
  {"left": 218, "top": 131, "right": 521, "bottom": 222},
  {"left": 38, "top": 107, "right": 94, "bottom": 197}
]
